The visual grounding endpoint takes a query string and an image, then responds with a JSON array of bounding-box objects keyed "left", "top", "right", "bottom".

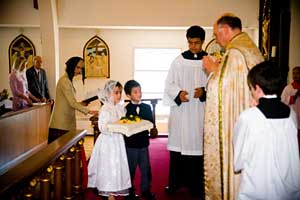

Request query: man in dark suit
[{"left": 26, "top": 56, "right": 51, "bottom": 102}]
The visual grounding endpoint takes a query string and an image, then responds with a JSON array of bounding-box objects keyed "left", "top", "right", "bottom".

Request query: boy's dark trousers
[
  {"left": 126, "top": 147, "right": 152, "bottom": 194},
  {"left": 167, "top": 151, "right": 204, "bottom": 197}
]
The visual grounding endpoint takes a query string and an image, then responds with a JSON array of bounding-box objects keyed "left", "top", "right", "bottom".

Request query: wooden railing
[
  {"left": 89, "top": 98, "right": 162, "bottom": 143},
  {"left": 0, "top": 104, "right": 51, "bottom": 174},
  {"left": 0, "top": 129, "right": 87, "bottom": 200}
]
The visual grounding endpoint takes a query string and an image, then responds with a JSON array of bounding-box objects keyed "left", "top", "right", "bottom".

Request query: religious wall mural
[
  {"left": 8, "top": 34, "right": 36, "bottom": 73},
  {"left": 83, "top": 35, "right": 110, "bottom": 78}
]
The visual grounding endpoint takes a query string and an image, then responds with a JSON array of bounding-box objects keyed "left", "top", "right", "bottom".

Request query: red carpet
[{"left": 84, "top": 137, "right": 202, "bottom": 200}]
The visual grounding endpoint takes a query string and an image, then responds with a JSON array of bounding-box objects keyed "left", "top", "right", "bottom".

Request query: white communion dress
[{"left": 88, "top": 103, "right": 131, "bottom": 196}]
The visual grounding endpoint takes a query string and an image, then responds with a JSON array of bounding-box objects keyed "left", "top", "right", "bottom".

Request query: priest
[{"left": 202, "top": 14, "right": 264, "bottom": 200}]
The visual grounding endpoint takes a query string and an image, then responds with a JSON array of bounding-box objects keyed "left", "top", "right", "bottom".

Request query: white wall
[
  {"left": 0, "top": 0, "right": 40, "bottom": 25},
  {"left": 0, "top": 0, "right": 261, "bottom": 97},
  {"left": 0, "top": 28, "right": 42, "bottom": 92},
  {"left": 62, "top": 28, "right": 213, "bottom": 100},
  {"left": 0, "top": 26, "right": 211, "bottom": 99},
  {"left": 0, "top": 0, "right": 260, "bottom": 28},
  {"left": 0, "top": 0, "right": 277, "bottom": 134},
  {"left": 57, "top": 0, "right": 259, "bottom": 27}
]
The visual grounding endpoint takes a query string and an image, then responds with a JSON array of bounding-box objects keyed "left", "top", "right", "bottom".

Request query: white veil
[
  {"left": 97, "top": 80, "right": 118, "bottom": 104},
  {"left": 12, "top": 57, "right": 29, "bottom": 90}
]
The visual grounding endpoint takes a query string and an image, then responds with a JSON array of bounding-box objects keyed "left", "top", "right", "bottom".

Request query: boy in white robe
[
  {"left": 163, "top": 25, "right": 207, "bottom": 197},
  {"left": 281, "top": 66, "right": 300, "bottom": 154},
  {"left": 233, "top": 61, "right": 300, "bottom": 200}
]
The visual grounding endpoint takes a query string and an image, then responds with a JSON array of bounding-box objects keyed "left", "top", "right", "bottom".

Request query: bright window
[{"left": 134, "top": 48, "right": 181, "bottom": 115}]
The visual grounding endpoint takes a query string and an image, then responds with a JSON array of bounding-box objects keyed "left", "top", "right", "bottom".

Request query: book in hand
[
  {"left": 32, "top": 102, "right": 46, "bottom": 106},
  {"left": 81, "top": 95, "right": 98, "bottom": 104},
  {"left": 107, "top": 117, "right": 153, "bottom": 137}
]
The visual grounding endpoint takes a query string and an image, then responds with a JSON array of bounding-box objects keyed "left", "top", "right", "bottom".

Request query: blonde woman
[{"left": 9, "top": 57, "right": 40, "bottom": 111}]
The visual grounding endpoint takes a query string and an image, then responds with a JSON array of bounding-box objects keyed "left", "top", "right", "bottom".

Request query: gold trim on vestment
[{"left": 218, "top": 54, "right": 229, "bottom": 200}]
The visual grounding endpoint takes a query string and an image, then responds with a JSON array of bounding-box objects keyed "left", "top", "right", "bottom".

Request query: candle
[{"left": 271, "top": 46, "right": 276, "bottom": 58}]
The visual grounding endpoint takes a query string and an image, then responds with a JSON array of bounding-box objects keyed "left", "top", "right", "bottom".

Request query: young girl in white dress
[{"left": 88, "top": 80, "right": 131, "bottom": 200}]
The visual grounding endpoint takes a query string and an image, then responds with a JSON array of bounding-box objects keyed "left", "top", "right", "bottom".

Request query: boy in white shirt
[
  {"left": 281, "top": 66, "right": 300, "bottom": 154},
  {"left": 233, "top": 61, "right": 300, "bottom": 200}
]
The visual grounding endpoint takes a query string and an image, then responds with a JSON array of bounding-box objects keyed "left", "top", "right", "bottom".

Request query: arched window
[
  {"left": 8, "top": 34, "right": 36, "bottom": 73},
  {"left": 83, "top": 35, "right": 110, "bottom": 78}
]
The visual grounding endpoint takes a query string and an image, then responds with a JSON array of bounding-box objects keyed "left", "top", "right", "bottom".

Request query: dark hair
[
  {"left": 116, "top": 81, "right": 123, "bottom": 89},
  {"left": 65, "top": 56, "right": 84, "bottom": 81},
  {"left": 217, "top": 16, "right": 242, "bottom": 30},
  {"left": 124, "top": 80, "right": 141, "bottom": 95},
  {"left": 186, "top": 25, "right": 205, "bottom": 41},
  {"left": 247, "top": 61, "right": 282, "bottom": 95},
  {"left": 293, "top": 66, "right": 300, "bottom": 71}
]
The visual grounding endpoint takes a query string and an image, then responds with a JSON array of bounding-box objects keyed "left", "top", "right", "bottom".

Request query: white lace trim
[{"left": 98, "top": 188, "right": 129, "bottom": 196}]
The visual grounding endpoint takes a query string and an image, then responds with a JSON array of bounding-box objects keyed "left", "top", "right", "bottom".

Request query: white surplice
[
  {"left": 233, "top": 107, "right": 300, "bottom": 200},
  {"left": 281, "top": 84, "right": 300, "bottom": 129},
  {"left": 88, "top": 103, "right": 131, "bottom": 196},
  {"left": 163, "top": 55, "right": 207, "bottom": 155}
]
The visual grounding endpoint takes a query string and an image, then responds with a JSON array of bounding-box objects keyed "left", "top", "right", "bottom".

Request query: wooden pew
[
  {"left": 0, "top": 129, "right": 87, "bottom": 199},
  {"left": 0, "top": 104, "right": 51, "bottom": 175}
]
